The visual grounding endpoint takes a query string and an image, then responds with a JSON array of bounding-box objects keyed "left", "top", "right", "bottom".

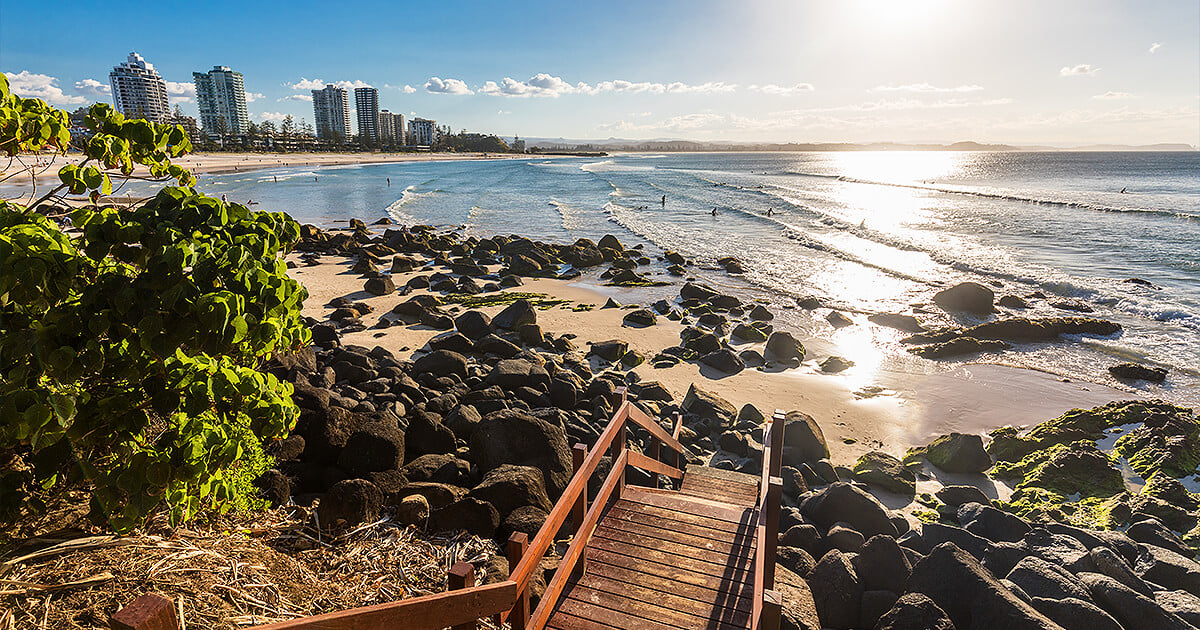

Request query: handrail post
[
  {"left": 769, "top": 411, "right": 785, "bottom": 478},
  {"left": 507, "top": 533, "right": 530, "bottom": 630},
  {"left": 448, "top": 562, "right": 477, "bottom": 630},
  {"left": 572, "top": 443, "right": 588, "bottom": 531},
  {"left": 760, "top": 590, "right": 782, "bottom": 630},
  {"left": 649, "top": 437, "right": 661, "bottom": 488},
  {"left": 110, "top": 594, "right": 181, "bottom": 630},
  {"left": 611, "top": 387, "right": 627, "bottom": 498},
  {"left": 673, "top": 411, "right": 684, "bottom": 480},
  {"left": 764, "top": 476, "right": 783, "bottom": 591}
]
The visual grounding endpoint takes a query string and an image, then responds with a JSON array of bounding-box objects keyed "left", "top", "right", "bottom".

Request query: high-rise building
[
  {"left": 408, "top": 117, "right": 437, "bottom": 146},
  {"left": 380, "top": 110, "right": 405, "bottom": 144},
  {"left": 354, "top": 87, "right": 379, "bottom": 142},
  {"left": 193, "top": 66, "right": 249, "bottom": 138},
  {"left": 311, "top": 85, "right": 351, "bottom": 142},
  {"left": 109, "top": 52, "right": 170, "bottom": 123}
]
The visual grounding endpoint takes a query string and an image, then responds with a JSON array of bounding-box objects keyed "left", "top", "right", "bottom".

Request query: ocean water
[{"left": 53, "top": 151, "right": 1200, "bottom": 405}]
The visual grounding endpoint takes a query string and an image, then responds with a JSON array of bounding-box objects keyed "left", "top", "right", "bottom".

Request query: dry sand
[{"left": 288, "top": 251, "right": 1130, "bottom": 466}]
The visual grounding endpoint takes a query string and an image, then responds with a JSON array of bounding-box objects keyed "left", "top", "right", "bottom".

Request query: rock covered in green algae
[
  {"left": 852, "top": 451, "right": 916, "bottom": 496},
  {"left": 987, "top": 400, "right": 1191, "bottom": 464},
  {"left": 925, "top": 433, "right": 992, "bottom": 473},
  {"left": 1112, "top": 405, "right": 1200, "bottom": 479}
]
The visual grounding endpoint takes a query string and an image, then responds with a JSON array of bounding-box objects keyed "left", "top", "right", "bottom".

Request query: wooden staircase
[
  {"left": 547, "top": 467, "right": 761, "bottom": 629},
  {"left": 110, "top": 390, "right": 786, "bottom": 630}
]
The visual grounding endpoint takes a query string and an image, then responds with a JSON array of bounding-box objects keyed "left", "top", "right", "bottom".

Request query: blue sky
[{"left": 3, "top": 0, "right": 1197, "bottom": 145}]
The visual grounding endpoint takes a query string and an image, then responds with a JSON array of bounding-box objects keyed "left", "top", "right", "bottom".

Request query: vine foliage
[{"left": 1, "top": 72, "right": 310, "bottom": 531}]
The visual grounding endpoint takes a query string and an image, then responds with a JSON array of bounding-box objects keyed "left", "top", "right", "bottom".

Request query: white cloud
[
  {"left": 74, "top": 78, "right": 110, "bottom": 96},
  {"left": 245, "top": 92, "right": 264, "bottom": 102},
  {"left": 334, "top": 80, "right": 372, "bottom": 90},
  {"left": 402, "top": 84, "right": 417, "bottom": 94},
  {"left": 165, "top": 81, "right": 195, "bottom": 97},
  {"left": 5, "top": 71, "right": 86, "bottom": 104},
  {"left": 1093, "top": 91, "right": 1134, "bottom": 100},
  {"left": 591, "top": 79, "right": 737, "bottom": 94},
  {"left": 497, "top": 109, "right": 511, "bottom": 115},
  {"left": 257, "top": 112, "right": 288, "bottom": 122},
  {"left": 1060, "top": 64, "right": 1099, "bottom": 77},
  {"left": 870, "top": 83, "right": 983, "bottom": 93},
  {"left": 278, "top": 94, "right": 313, "bottom": 102},
  {"left": 425, "top": 77, "right": 473, "bottom": 95},
  {"left": 289, "top": 77, "right": 326, "bottom": 90},
  {"left": 749, "top": 83, "right": 815, "bottom": 95},
  {"left": 1149, "top": 42, "right": 1163, "bottom": 54},
  {"left": 480, "top": 73, "right": 590, "bottom": 97}
]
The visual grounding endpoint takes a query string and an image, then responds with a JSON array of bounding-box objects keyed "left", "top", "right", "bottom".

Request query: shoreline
[
  {"left": 0, "top": 151, "right": 535, "bottom": 189},
  {"left": 288, "top": 245, "right": 1133, "bottom": 465}
]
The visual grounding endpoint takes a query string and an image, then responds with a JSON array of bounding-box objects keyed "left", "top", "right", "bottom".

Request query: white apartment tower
[
  {"left": 354, "top": 87, "right": 380, "bottom": 142},
  {"left": 408, "top": 117, "right": 437, "bottom": 146},
  {"left": 109, "top": 52, "right": 171, "bottom": 123},
  {"left": 311, "top": 85, "right": 351, "bottom": 141},
  {"left": 193, "top": 66, "right": 249, "bottom": 137}
]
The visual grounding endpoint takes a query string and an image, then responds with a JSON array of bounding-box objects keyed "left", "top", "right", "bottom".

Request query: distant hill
[{"left": 523, "top": 137, "right": 1197, "bottom": 153}]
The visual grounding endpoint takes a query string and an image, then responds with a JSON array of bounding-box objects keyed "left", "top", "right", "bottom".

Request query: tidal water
[{"left": 93, "top": 151, "right": 1200, "bottom": 405}]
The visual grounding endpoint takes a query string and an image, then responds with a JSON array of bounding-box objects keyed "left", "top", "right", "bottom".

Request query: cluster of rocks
[
  {"left": 774, "top": 480, "right": 1200, "bottom": 630},
  {"left": 617, "top": 280, "right": 810, "bottom": 376}
]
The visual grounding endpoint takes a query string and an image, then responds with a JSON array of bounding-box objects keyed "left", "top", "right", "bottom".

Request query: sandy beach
[{"left": 288, "top": 247, "right": 1130, "bottom": 467}]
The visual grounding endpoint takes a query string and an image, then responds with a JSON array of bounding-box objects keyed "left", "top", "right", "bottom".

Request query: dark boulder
[
  {"left": 819, "top": 356, "right": 854, "bottom": 373},
  {"left": 851, "top": 451, "right": 915, "bottom": 496},
  {"left": 454, "top": 310, "right": 494, "bottom": 340},
  {"left": 933, "top": 282, "right": 995, "bottom": 315},
  {"left": 412, "top": 349, "right": 468, "bottom": 378},
  {"left": 401, "top": 453, "right": 471, "bottom": 486},
  {"left": 469, "top": 410, "right": 572, "bottom": 497},
  {"left": 807, "top": 550, "right": 862, "bottom": 629},
  {"left": 1005, "top": 556, "right": 1091, "bottom": 601},
  {"left": 907, "top": 542, "right": 1062, "bottom": 630},
  {"left": 801, "top": 482, "right": 897, "bottom": 539},
  {"left": 936, "top": 485, "right": 992, "bottom": 507},
  {"left": 622, "top": 309, "right": 658, "bottom": 327},
  {"left": 317, "top": 479, "right": 383, "bottom": 530},
  {"left": 1078, "top": 572, "right": 1194, "bottom": 630},
  {"left": 681, "top": 384, "right": 737, "bottom": 426},
  {"left": 1127, "top": 518, "right": 1194, "bottom": 558},
  {"left": 853, "top": 535, "right": 912, "bottom": 594},
  {"left": 364, "top": 275, "right": 395, "bottom": 295},
  {"left": 874, "top": 593, "right": 955, "bottom": 630},
  {"left": 766, "top": 331, "right": 806, "bottom": 365},
  {"left": 1108, "top": 362, "right": 1168, "bottom": 383},
  {"left": 781, "top": 411, "right": 830, "bottom": 467},
  {"left": 910, "top": 337, "right": 1011, "bottom": 358},
  {"left": 826, "top": 522, "right": 866, "bottom": 553},
  {"left": 958, "top": 502, "right": 1031, "bottom": 543},
  {"left": 700, "top": 348, "right": 746, "bottom": 374},
  {"left": 867, "top": 313, "right": 926, "bottom": 333},
  {"left": 337, "top": 424, "right": 405, "bottom": 475},
  {"left": 1134, "top": 544, "right": 1200, "bottom": 597},
  {"left": 1028, "top": 598, "right": 1122, "bottom": 630},
  {"left": 469, "top": 464, "right": 554, "bottom": 517},
  {"left": 405, "top": 410, "right": 457, "bottom": 460},
  {"left": 428, "top": 497, "right": 501, "bottom": 537},
  {"left": 588, "top": 339, "right": 628, "bottom": 362},
  {"left": 493, "top": 299, "right": 537, "bottom": 330}
]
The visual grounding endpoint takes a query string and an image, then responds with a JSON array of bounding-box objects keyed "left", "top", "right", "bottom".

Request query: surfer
[
  {"left": 387, "top": 177, "right": 391, "bottom": 187},
  {"left": 661, "top": 194, "right": 666, "bottom": 206},
  {"left": 273, "top": 175, "right": 277, "bottom": 183},
  {"left": 711, "top": 207, "right": 718, "bottom": 216},
  {"left": 767, "top": 208, "right": 774, "bottom": 216},
  {"left": 1120, "top": 187, "right": 1128, "bottom": 194}
]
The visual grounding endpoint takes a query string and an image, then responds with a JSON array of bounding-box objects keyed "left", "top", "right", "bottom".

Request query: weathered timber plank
[
  {"left": 587, "top": 537, "right": 756, "bottom": 581},
  {"left": 554, "top": 594, "right": 688, "bottom": 630},
  {"left": 581, "top": 560, "right": 755, "bottom": 612},
  {"left": 566, "top": 584, "right": 750, "bottom": 630},
  {"left": 592, "top": 525, "right": 754, "bottom": 568},
  {"left": 585, "top": 547, "right": 752, "bottom": 594},
  {"left": 621, "top": 487, "right": 757, "bottom": 524},
  {"left": 545, "top": 611, "right": 622, "bottom": 630},
  {"left": 597, "top": 512, "right": 753, "bottom": 555},
  {"left": 577, "top": 571, "right": 754, "bottom": 622},
  {"left": 607, "top": 501, "right": 754, "bottom": 538}
]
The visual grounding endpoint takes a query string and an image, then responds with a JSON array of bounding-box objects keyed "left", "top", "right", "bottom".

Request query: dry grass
[{"left": 1, "top": 502, "right": 499, "bottom": 629}]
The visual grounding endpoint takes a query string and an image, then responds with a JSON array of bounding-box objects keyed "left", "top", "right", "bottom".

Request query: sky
[{"left": 2, "top": 0, "right": 1197, "bottom": 146}]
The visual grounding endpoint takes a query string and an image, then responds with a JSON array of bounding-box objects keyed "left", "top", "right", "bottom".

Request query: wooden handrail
[
  {"left": 624, "top": 401, "right": 686, "bottom": 455},
  {"left": 751, "top": 411, "right": 786, "bottom": 630},
  {"left": 527, "top": 449, "right": 630, "bottom": 628},
  {"left": 250, "top": 581, "right": 518, "bottom": 630}
]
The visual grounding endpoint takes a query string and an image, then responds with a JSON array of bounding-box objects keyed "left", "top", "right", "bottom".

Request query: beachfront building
[
  {"left": 311, "top": 84, "right": 351, "bottom": 142},
  {"left": 354, "top": 87, "right": 380, "bottom": 142},
  {"left": 408, "top": 117, "right": 437, "bottom": 146},
  {"left": 511, "top": 136, "right": 526, "bottom": 152},
  {"left": 109, "top": 52, "right": 170, "bottom": 123},
  {"left": 380, "top": 110, "right": 406, "bottom": 144},
  {"left": 192, "top": 66, "right": 249, "bottom": 138}
]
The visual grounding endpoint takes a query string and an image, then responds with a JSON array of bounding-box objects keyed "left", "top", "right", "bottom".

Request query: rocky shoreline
[{"left": 252, "top": 221, "right": 1199, "bottom": 629}]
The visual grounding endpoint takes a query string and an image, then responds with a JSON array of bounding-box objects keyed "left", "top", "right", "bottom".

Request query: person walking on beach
[{"left": 387, "top": 177, "right": 391, "bottom": 187}]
